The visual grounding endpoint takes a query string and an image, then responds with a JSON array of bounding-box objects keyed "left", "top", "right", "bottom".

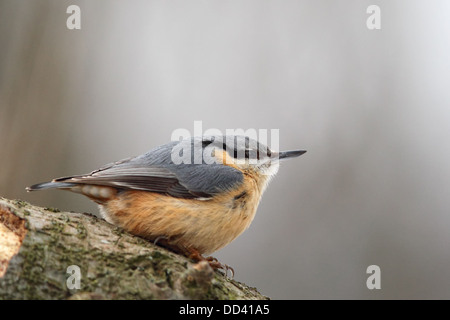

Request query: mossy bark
[{"left": 0, "top": 197, "right": 268, "bottom": 300}]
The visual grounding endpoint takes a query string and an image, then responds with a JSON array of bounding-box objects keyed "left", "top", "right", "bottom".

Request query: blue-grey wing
[{"left": 54, "top": 140, "right": 243, "bottom": 199}]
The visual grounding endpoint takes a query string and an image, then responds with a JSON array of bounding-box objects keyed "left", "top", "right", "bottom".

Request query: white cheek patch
[{"left": 264, "top": 162, "right": 280, "bottom": 177}]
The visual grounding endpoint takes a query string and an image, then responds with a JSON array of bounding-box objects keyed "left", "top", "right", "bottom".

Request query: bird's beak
[{"left": 272, "top": 150, "right": 306, "bottom": 161}]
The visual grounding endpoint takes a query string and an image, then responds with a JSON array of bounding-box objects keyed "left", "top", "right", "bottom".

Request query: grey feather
[{"left": 43, "top": 137, "right": 244, "bottom": 199}]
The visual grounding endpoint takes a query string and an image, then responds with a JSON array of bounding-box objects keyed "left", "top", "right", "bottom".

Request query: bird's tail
[{"left": 26, "top": 181, "right": 77, "bottom": 192}]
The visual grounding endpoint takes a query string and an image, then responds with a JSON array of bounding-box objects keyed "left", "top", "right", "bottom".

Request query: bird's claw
[{"left": 188, "top": 250, "right": 235, "bottom": 278}]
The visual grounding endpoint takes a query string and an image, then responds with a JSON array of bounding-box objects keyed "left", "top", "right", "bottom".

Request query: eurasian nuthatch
[{"left": 27, "top": 135, "right": 305, "bottom": 270}]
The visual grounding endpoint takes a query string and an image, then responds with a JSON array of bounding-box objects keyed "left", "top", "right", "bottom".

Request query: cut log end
[{"left": 0, "top": 204, "right": 27, "bottom": 277}]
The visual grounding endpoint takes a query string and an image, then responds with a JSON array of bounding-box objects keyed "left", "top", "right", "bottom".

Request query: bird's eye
[{"left": 266, "top": 148, "right": 271, "bottom": 157}]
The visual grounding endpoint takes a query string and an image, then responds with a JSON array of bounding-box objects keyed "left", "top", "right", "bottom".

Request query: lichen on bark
[{"left": 0, "top": 197, "right": 268, "bottom": 300}]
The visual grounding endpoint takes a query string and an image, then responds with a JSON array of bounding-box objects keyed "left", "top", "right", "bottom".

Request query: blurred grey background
[{"left": 1, "top": 0, "right": 450, "bottom": 299}]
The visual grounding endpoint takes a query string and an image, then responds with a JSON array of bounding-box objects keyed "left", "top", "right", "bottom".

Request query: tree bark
[{"left": 0, "top": 197, "right": 268, "bottom": 300}]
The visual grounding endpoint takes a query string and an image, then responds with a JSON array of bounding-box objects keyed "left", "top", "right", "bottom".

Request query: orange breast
[{"left": 99, "top": 175, "right": 263, "bottom": 255}]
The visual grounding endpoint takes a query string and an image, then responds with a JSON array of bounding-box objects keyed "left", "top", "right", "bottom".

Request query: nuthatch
[{"left": 27, "top": 135, "right": 305, "bottom": 270}]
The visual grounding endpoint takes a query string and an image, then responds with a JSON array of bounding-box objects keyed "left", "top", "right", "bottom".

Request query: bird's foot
[{"left": 188, "top": 249, "right": 235, "bottom": 278}]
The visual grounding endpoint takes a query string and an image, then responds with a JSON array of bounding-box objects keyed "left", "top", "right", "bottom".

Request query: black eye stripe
[
  {"left": 202, "top": 140, "right": 213, "bottom": 148},
  {"left": 243, "top": 149, "right": 261, "bottom": 160},
  {"left": 205, "top": 138, "right": 269, "bottom": 160}
]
